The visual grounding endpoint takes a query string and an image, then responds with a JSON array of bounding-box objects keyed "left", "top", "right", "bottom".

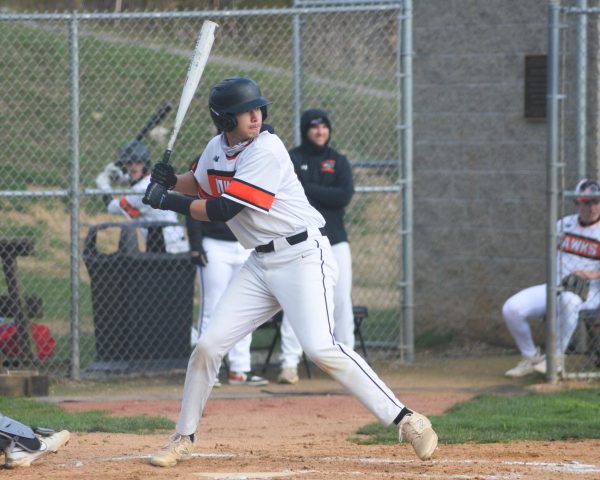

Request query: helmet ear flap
[
  {"left": 210, "top": 108, "right": 237, "bottom": 132},
  {"left": 219, "top": 112, "right": 237, "bottom": 132}
]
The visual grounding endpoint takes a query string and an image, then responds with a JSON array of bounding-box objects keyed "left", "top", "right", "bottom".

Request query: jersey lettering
[
  {"left": 560, "top": 233, "right": 600, "bottom": 259},
  {"left": 206, "top": 169, "right": 235, "bottom": 196}
]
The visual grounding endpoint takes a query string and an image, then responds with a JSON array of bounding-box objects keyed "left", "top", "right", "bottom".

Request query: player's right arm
[{"left": 172, "top": 171, "right": 198, "bottom": 196}]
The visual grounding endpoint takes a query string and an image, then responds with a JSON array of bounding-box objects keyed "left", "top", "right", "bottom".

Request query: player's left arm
[
  {"left": 571, "top": 269, "right": 600, "bottom": 280},
  {"left": 302, "top": 154, "right": 354, "bottom": 208}
]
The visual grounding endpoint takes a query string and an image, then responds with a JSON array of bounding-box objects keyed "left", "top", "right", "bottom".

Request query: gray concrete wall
[{"left": 411, "top": 0, "right": 599, "bottom": 345}]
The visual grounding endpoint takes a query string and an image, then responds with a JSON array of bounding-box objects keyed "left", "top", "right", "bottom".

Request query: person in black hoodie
[{"left": 278, "top": 109, "right": 355, "bottom": 385}]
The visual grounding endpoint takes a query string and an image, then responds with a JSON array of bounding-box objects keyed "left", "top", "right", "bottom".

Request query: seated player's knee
[{"left": 502, "top": 298, "right": 524, "bottom": 325}]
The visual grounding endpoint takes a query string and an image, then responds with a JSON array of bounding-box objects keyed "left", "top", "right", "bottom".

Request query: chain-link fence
[
  {"left": 547, "top": 1, "right": 600, "bottom": 380},
  {"left": 0, "top": 3, "right": 410, "bottom": 379}
]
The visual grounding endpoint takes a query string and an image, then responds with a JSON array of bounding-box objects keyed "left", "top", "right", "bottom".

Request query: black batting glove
[
  {"left": 190, "top": 248, "right": 208, "bottom": 267},
  {"left": 150, "top": 161, "right": 177, "bottom": 190},
  {"left": 142, "top": 182, "right": 168, "bottom": 208},
  {"left": 143, "top": 183, "right": 194, "bottom": 216}
]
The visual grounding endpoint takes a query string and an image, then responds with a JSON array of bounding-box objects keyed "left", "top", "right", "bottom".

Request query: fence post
[
  {"left": 398, "top": 0, "right": 414, "bottom": 363},
  {"left": 546, "top": 0, "right": 561, "bottom": 384},
  {"left": 69, "top": 12, "right": 81, "bottom": 380},
  {"left": 576, "top": 0, "right": 588, "bottom": 179},
  {"left": 292, "top": 5, "right": 302, "bottom": 147}
]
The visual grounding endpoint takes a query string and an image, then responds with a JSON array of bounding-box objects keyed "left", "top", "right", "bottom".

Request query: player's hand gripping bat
[{"left": 143, "top": 20, "right": 218, "bottom": 206}]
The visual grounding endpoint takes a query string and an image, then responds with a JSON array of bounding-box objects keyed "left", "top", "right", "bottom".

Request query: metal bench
[
  {"left": 259, "top": 305, "right": 370, "bottom": 377},
  {"left": 577, "top": 309, "right": 600, "bottom": 368}
]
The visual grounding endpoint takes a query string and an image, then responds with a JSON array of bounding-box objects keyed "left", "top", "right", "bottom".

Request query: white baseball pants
[
  {"left": 193, "top": 237, "right": 252, "bottom": 373},
  {"left": 279, "top": 241, "right": 355, "bottom": 368},
  {"left": 176, "top": 230, "right": 405, "bottom": 436},
  {"left": 502, "top": 283, "right": 599, "bottom": 357}
]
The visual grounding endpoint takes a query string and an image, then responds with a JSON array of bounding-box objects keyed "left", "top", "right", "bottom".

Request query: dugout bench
[
  {"left": 575, "top": 309, "right": 600, "bottom": 368},
  {"left": 259, "top": 305, "right": 370, "bottom": 377}
]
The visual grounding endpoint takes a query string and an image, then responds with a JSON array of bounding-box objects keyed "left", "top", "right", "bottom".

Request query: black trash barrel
[{"left": 83, "top": 221, "right": 194, "bottom": 371}]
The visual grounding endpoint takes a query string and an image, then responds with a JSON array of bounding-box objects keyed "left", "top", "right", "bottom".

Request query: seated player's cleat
[
  {"left": 533, "top": 355, "right": 564, "bottom": 375},
  {"left": 505, "top": 348, "right": 545, "bottom": 377}
]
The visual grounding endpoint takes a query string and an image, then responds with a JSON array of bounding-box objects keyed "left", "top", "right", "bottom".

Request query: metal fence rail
[
  {"left": 546, "top": 0, "right": 600, "bottom": 380},
  {"left": 0, "top": 3, "right": 411, "bottom": 379}
]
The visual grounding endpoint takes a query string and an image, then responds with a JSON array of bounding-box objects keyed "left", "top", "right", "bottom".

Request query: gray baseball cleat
[{"left": 150, "top": 432, "right": 194, "bottom": 467}]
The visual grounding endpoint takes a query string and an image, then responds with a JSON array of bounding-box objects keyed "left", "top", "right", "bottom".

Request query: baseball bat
[
  {"left": 161, "top": 20, "right": 218, "bottom": 165},
  {"left": 135, "top": 101, "right": 172, "bottom": 141}
]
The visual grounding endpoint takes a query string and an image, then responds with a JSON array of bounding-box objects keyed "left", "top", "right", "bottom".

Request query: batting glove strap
[{"left": 158, "top": 192, "right": 194, "bottom": 216}]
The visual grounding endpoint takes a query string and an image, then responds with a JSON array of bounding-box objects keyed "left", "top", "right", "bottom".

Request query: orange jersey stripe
[
  {"left": 197, "top": 183, "right": 217, "bottom": 199},
  {"left": 119, "top": 197, "right": 142, "bottom": 218},
  {"left": 225, "top": 179, "right": 274, "bottom": 211}
]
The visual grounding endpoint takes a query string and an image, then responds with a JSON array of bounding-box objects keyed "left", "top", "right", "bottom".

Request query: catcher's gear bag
[
  {"left": 561, "top": 273, "right": 590, "bottom": 301},
  {"left": 0, "top": 415, "right": 43, "bottom": 452}
]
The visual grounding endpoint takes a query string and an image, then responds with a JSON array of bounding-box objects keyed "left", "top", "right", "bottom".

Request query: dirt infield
[{"left": 3, "top": 356, "right": 600, "bottom": 479}]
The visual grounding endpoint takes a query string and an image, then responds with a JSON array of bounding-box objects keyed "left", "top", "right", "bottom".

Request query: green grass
[
  {"left": 354, "top": 388, "right": 600, "bottom": 444},
  {"left": 0, "top": 397, "right": 174, "bottom": 434}
]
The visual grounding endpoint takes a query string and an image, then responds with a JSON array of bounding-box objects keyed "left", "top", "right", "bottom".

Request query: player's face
[
  {"left": 126, "top": 161, "right": 146, "bottom": 181},
  {"left": 307, "top": 123, "right": 330, "bottom": 147},
  {"left": 227, "top": 107, "right": 262, "bottom": 145},
  {"left": 576, "top": 196, "right": 600, "bottom": 223}
]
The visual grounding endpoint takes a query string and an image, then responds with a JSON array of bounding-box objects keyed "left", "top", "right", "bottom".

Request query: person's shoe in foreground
[
  {"left": 399, "top": 411, "right": 438, "bottom": 460},
  {"left": 277, "top": 366, "right": 299, "bottom": 385},
  {"left": 228, "top": 371, "right": 269, "bottom": 386},
  {"left": 505, "top": 348, "right": 545, "bottom": 377},
  {"left": 150, "top": 432, "right": 194, "bottom": 467},
  {"left": 5, "top": 430, "right": 70, "bottom": 468}
]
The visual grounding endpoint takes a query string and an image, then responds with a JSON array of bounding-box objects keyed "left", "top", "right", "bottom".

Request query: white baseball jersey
[
  {"left": 557, "top": 214, "right": 600, "bottom": 284},
  {"left": 191, "top": 131, "right": 325, "bottom": 248},
  {"left": 107, "top": 175, "right": 189, "bottom": 254},
  {"left": 503, "top": 214, "right": 600, "bottom": 358}
]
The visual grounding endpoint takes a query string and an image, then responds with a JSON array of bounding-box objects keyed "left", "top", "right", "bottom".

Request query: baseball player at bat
[
  {"left": 143, "top": 76, "right": 438, "bottom": 466},
  {"left": 503, "top": 179, "right": 600, "bottom": 377},
  {"left": 186, "top": 124, "right": 276, "bottom": 388}
]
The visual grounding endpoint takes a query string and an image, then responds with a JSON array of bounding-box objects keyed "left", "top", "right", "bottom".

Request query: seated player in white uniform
[
  {"left": 98, "top": 140, "right": 189, "bottom": 254},
  {"left": 503, "top": 179, "right": 600, "bottom": 377},
  {"left": 143, "top": 76, "right": 438, "bottom": 466}
]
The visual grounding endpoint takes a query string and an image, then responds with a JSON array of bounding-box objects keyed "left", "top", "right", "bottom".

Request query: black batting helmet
[
  {"left": 118, "top": 140, "right": 150, "bottom": 166},
  {"left": 208, "top": 77, "right": 271, "bottom": 132}
]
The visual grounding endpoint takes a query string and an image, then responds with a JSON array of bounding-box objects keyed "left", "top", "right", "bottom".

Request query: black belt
[{"left": 255, "top": 227, "right": 327, "bottom": 253}]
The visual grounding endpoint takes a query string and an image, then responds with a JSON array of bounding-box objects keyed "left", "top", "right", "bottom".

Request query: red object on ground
[{"left": 0, "top": 322, "right": 56, "bottom": 360}]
